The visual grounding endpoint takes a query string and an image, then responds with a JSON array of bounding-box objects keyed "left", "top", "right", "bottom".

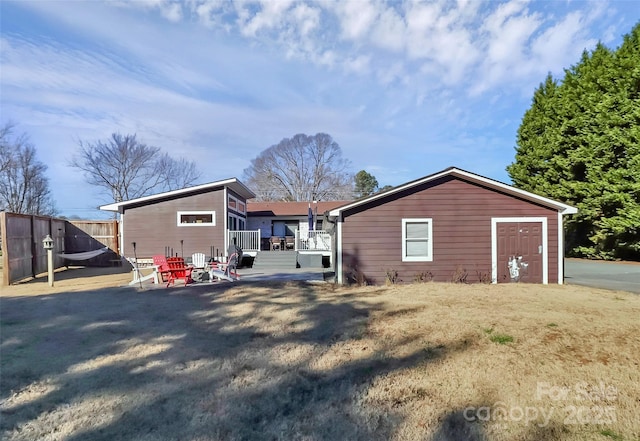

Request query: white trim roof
[
  {"left": 99, "top": 178, "right": 255, "bottom": 213},
  {"left": 329, "top": 167, "right": 578, "bottom": 216}
]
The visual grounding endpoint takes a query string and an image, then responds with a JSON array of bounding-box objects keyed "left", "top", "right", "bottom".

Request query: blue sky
[{"left": 1, "top": 1, "right": 638, "bottom": 218}]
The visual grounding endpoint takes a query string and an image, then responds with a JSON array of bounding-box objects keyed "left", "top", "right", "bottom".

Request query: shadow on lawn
[
  {"left": 0, "top": 280, "right": 557, "bottom": 440},
  {"left": 431, "top": 406, "right": 567, "bottom": 441}
]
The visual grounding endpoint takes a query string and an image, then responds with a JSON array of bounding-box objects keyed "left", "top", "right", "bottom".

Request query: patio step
[{"left": 252, "top": 251, "right": 298, "bottom": 269}]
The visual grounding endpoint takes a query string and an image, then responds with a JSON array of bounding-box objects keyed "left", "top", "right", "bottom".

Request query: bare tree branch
[
  {"left": 243, "top": 133, "right": 354, "bottom": 201},
  {"left": 0, "top": 122, "right": 57, "bottom": 215},
  {"left": 69, "top": 133, "right": 202, "bottom": 204}
]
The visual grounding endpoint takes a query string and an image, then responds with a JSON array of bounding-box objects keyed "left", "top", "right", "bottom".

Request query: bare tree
[
  {"left": 0, "top": 122, "right": 57, "bottom": 215},
  {"left": 70, "top": 133, "right": 201, "bottom": 204},
  {"left": 0, "top": 124, "right": 11, "bottom": 175},
  {"left": 243, "top": 133, "right": 353, "bottom": 201}
]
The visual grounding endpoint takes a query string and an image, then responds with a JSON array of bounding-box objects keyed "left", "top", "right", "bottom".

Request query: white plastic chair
[
  {"left": 191, "top": 252, "right": 207, "bottom": 269},
  {"left": 125, "top": 257, "right": 160, "bottom": 286}
]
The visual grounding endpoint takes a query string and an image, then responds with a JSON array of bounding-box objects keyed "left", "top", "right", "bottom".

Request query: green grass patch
[
  {"left": 599, "top": 429, "right": 623, "bottom": 440},
  {"left": 489, "top": 333, "right": 514, "bottom": 344},
  {"left": 546, "top": 322, "right": 558, "bottom": 327}
]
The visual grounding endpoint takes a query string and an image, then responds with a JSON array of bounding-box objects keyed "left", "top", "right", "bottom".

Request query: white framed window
[
  {"left": 402, "top": 218, "right": 433, "bottom": 261},
  {"left": 177, "top": 211, "right": 216, "bottom": 226}
]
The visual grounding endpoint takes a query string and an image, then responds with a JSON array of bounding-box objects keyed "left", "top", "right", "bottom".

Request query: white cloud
[
  {"left": 291, "top": 3, "right": 321, "bottom": 37},
  {"left": 401, "top": 1, "right": 481, "bottom": 83},
  {"left": 483, "top": 0, "right": 530, "bottom": 33},
  {"left": 484, "top": 6, "right": 540, "bottom": 64},
  {"left": 370, "top": 6, "right": 406, "bottom": 52},
  {"left": 191, "top": 0, "right": 229, "bottom": 28},
  {"left": 469, "top": 1, "right": 606, "bottom": 95},
  {"left": 157, "top": 1, "right": 183, "bottom": 22},
  {"left": 333, "top": 0, "right": 380, "bottom": 42},
  {"left": 530, "top": 11, "right": 596, "bottom": 73},
  {"left": 237, "top": 0, "right": 294, "bottom": 37},
  {"left": 468, "top": 2, "right": 542, "bottom": 94}
]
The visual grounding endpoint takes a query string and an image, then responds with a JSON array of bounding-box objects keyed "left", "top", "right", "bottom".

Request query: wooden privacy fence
[{"left": 0, "top": 212, "right": 119, "bottom": 286}]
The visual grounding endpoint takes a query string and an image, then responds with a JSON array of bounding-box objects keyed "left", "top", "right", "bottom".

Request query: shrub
[
  {"left": 475, "top": 270, "right": 492, "bottom": 284},
  {"left": 385, "top": 269, "right": 399, "bottom": 285},
  {"left": 413, "top": 271, "right": 433, "bottom": 283},
  {"left": 451, "top": 266, "right": 468, "bottom": 283}
]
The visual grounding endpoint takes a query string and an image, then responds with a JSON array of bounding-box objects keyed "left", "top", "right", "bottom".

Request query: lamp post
[{"left": 42, "top": 234, "right": 54, "bottom": 287}]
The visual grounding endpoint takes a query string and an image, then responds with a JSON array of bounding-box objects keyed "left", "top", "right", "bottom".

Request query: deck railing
[
  {"left": 228, "top": 230, "right": 261, "bottom": 252},
  {"left": 227, "top": 229, "right": 331, "bottom": 253},
  {"left": 295, "top": 230, "right": 332, "bottom": 251}
]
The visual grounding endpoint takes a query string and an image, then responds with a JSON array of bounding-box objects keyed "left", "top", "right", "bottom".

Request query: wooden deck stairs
[{"left": 251, "top": 251, "right": 298, "bottom": 269}]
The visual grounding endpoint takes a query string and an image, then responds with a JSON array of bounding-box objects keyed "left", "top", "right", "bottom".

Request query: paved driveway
[{"left": 564, "top": 259, "right": 640, "bottom": 294}]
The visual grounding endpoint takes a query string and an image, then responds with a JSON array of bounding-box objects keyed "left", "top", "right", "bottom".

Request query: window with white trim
[
  {"left": 402, "top": 218, "right": 433, "bottom": 261},
  {"left": 177, "top": 211, "right": 216, "bottom": 226}
]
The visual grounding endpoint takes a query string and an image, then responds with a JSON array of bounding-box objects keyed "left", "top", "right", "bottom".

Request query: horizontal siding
[
  {"left": 122, "top": 190, "right": 227, "bottom": 259},
  {"left": 340, "top": 176, "right": 559, "bottom": 284}
]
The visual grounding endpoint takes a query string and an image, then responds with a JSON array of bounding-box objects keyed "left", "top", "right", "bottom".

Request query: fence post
[
  {"left": 1, "top": 212, "right": 8, "bottom": 286},
  {"left": 30, "top": 215, "right": 37, "bottom": 278}
]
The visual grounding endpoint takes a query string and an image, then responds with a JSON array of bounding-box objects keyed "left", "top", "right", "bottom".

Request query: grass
[
  {"left": 1, "top": 271, "right": 639, "bottom": 441},
  {"left": 482, "top": 327, "right": 514, "bottom": 344},
  {"left": 488, "top": 333, "right": 514, "bottom": 344},
  {"left": 599, "top": 429, "right": 624, "bottom": 440}
]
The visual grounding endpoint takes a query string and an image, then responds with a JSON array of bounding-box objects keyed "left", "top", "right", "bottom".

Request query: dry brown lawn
[{"left": 1, "top": 267, "right": 639, "bottom": 441}]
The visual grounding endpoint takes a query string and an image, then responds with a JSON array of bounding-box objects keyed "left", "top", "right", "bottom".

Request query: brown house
[
  {"left": 100, "top": 178, "right": 255, "bottom": 261},
  {"left": 328, "top": 167, "right": 577, "bottom": 285}
]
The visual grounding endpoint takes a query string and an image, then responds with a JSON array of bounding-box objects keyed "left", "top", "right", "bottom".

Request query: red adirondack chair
[{"left": 152, "top": 255, "right": 193, "bottom": 287}]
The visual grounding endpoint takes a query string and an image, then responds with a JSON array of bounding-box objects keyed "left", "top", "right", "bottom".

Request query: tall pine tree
[{"left": 507, "top": 23, "right": 640, "bottom": 259}]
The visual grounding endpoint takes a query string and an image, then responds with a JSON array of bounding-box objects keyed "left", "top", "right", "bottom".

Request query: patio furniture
[
  {"left": 152, "top": 255, "right": 193, "bottom": 287},
  {"left": 284, "top": 236, "right": 295, "bottom": 250},
  {"left": 190, "top": 252, "right": 208, "bottom": 282},
  {"left": 270, "top": 236, "right": 282, "bottom": 251},
  {"left": 207, "top": 255, "right": 240, "bottom": 282},
  {"left": 125, "top": 257, "right": 160, "bottom": 286},
  {"left": 191, "top": 252, "right": 207, "bottom": 269}
]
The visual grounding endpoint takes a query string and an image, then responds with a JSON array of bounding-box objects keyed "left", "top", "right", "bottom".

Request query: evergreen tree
[
  {"left": 507, "top": 23, "right": 640, "bottom": 259},
  {"left": 354, "top": 170, "right": 379, "bottom": 198}
]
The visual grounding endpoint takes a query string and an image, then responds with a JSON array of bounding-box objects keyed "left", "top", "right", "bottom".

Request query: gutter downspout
[{"left": 325, "top": 212, "right": 338, "bottom": 284}]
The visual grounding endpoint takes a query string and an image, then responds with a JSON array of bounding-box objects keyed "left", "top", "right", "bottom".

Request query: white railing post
[
  {"left": 227, "top": 230, "right": 262, "bottom": 252},
  {"left": 294, "top": 230, "right": 332, "bottom": 252}
]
